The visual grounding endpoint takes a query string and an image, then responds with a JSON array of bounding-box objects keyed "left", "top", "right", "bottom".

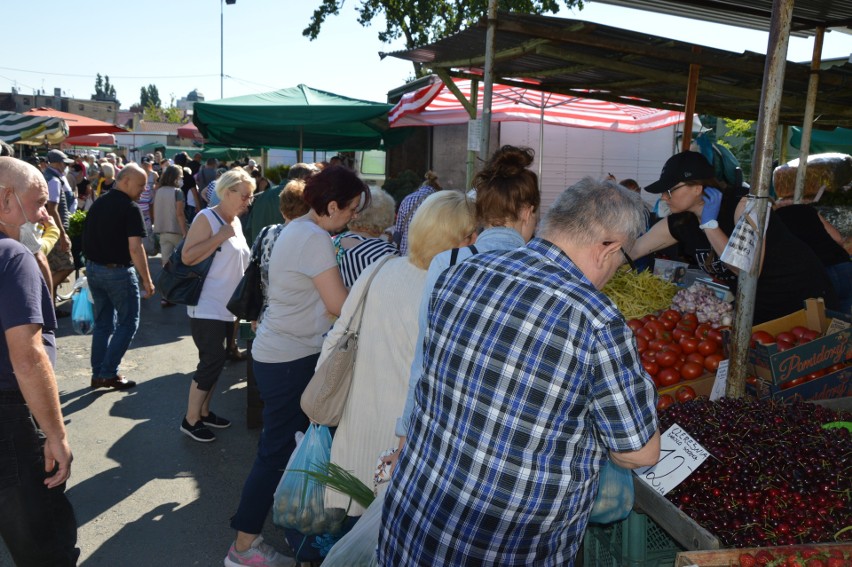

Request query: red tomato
[
  {"left": 780, "top": 377, "right": 804, "bottom": 390},
  {"left": 657, "top": 394, "right": 675, "bottom": 412},
  {"left": 641, "top": 360, "right": 659, "bottom": 377},
  {"left": 656, "top": 368, "right": 681, "bottom": 387},
  {"left": 672, "top": 327, "right": 689, "bottom": 342},
  {"left": 661, "top": 309, "right": 682, "bottom": 323},
  {"left": 697, "top": 340, "right": 718, "bottom": 356},
  {"left": 656, "top": 350, "right": 678, "bottom": 368},
  {"left": 627, "top": 319, "right": 643, "bottom": 333},
  {"left": 661, "top": 342, "right": 682, "bottom": 355},
  {"left": 776, "top": 331, "right": 797, "bottom": 344},
  {"left": 679, "top": 337, "right": 700, "bottom": 354},
  {"left": 694, "top": 323, "right": 712, "bottom": 339},
  {"left": 635, "top": 336, "right": 648, "bottom": 352},
  {"left": 707, "top": 329, "right": 724, "bottom": 344},
  {"left": 804, "top": 369, "right": 826, "bottom": 382},
  {"left": 641, "top": 314, "right": 657, "bottom": 325},
  {"left": 681, "top": 362, "right": 704, "bottom": 380},
  {"left": 672, "top": 358, "right": 684, "bottom": 372},
  {"left": 655, "top": 329, "right": 673, "bottom": 342},
  {"left": 641, "top": 350, "right": 657, "bottom": 362},
  {"left": 800, "top": 329, "right": 820, "bottom": 343},
  {"left": 644, "top": 320, "right": 663, "bottom": 334},
  {"left": 827, "top": 362, "right": 848, "bottom": 373},
  {"left": 776, "top": 338, "right": 796, "bottom": 352},
  {"left": 659, "top": 317, "right": 676, "bottom": 330},
  {"left": 686, "top": 352, "right": 705, "bottom": 367},
  {"left": 675, "top": 385, "right": 696, "bottom": 403},
  {"left": 790, "top": 326, "right": 808, "bottom": 339},
  {"left": 704, "top": 353, "right": 723, "bottom": 372},
  {"left": 635, "top": 327, "right": 654, "bottom": 342},
  {"left": 681, "top": 312, "right": 698, "bottom": 326},
  {"left": 745, "top": 375, "right": 758, "bottom": 385},
  {"left": 750, "top": 330, "right": 775, "bottom": 346},
  {"left": 649, "top": 339, "right": 669, "bottom": 351}
]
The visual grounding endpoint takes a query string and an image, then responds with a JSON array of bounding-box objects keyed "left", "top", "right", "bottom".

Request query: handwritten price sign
[{"left": 634, "top": 424, "right": 710, "bottom": 495}]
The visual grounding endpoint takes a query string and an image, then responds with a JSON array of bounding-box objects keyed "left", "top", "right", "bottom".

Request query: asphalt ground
[{"left": 0, "top": 260, "right": 293, "bottom": 567}]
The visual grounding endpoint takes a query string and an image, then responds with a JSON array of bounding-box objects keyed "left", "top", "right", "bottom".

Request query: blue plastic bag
[
  {"left": 588, "top": 459, "right": 634, "bottom": 524},
  {"left": 272, "top": 424, "right": 346, "bottom": 535},
  {"left": 71, "top": 285, "right": 94, "bottom": 335}
]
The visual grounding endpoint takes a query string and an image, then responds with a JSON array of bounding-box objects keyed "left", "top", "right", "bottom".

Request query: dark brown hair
[
  {"left": 473, "top": 145, "right": 540, "bottom": 226},
  {"left": 303, "top": 165, "right": 371, "bottom": 216}
]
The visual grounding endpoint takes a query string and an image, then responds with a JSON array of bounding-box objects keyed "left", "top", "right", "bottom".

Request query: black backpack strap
[
  {"left": 467, "top": 245, "right": 478, "bottom": 255},
  {"left": 449, "top": 247, "right": 460, "bottom": 266}
]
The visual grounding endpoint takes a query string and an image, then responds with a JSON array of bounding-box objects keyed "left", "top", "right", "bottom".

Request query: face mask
[
  {"left": 0, "top": 191, "right": 43, "bottom": 253},
  {"left": 175, "top": 179, "right": 184, "bottom": 189}
]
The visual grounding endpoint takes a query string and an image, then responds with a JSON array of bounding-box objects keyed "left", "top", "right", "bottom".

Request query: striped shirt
[
  {"left": 379, "top": 238, "right": 658, "bottom": 567},
  {"left": 333, "top": 232, "right": 398, "bottom": 288}
]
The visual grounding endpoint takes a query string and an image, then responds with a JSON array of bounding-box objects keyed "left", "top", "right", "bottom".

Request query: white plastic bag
[{"left": 321, "top": 490, "right": 384, "bottom": 567}]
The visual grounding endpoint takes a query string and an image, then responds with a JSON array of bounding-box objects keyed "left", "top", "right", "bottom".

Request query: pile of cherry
[{"left": 661, "top": 397, "right": 852, "bottom": 548}]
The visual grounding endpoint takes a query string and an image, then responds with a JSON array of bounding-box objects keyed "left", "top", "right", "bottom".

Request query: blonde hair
[
  {"left": 408, "top": 190, "right": 476, "bottom": 270},
  {"left": 348, "top": 187, "right": 395, "bottom": 235},
  {"left": 215, "top": 167, "right": 255, "bottom": 200},
  {"left": 279, "top": 179, "right": 310, "bottom": 220},
  {"left": 100, "top": 162, "right": 115, "bottom": 179}
]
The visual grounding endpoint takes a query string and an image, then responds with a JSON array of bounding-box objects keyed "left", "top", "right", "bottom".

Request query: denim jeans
[
  {"left": 230, "top": 353, "right": 318, "bottom": 535},
  {"left": 86, "top": 261, "right": 140, "bottom": 379},
  {"left": 0, "top": 394, "right": 79, "bottom": 566}
]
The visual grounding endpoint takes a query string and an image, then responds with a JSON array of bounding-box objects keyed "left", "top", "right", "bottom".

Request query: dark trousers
[
  {"left": 189, "top": 318, "right": 230, "bottom": 391},
  {"left": 230, "top": 354, "right": 318, "bottom": 534},
  {"left": 0, "top": 395, "right": 79, "bottom": 566}
]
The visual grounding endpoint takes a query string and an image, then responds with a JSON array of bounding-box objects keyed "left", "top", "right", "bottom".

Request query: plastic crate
[{"left": 584, "top": 511, "right": 684, "bottom": 567}]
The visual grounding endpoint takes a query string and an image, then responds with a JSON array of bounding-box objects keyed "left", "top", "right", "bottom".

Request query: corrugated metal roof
[
  {"left": 592, "top": 0, "right": 852, "bottom": 36},
  {"left": 382, "top": 13, "right": 852, "bottom": 127}
]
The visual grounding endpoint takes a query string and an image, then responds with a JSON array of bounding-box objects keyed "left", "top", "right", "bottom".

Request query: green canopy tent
[
  {"left": 0, "top": 110, "right": 68, "bottom": 145},
  {"left": 192, "top": 84, "right": 411, "bottom": 154},
  {"left": 790, "top": 126, "right": 852, "bottom": 155},
  {"left": 131, "top": 143, "right": 261, "bottom": 162}
]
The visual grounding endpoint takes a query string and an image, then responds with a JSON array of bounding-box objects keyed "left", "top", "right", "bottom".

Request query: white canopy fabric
[
  {"left": 0, "top": 110, "right": 68, "bottom": 145},
  {"left": 389, "top": 79, "right": 686, "bottom": 133}
]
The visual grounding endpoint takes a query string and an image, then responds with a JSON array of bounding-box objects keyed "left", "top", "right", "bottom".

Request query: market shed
[{"left": 380, "top": 13, "right": 852, "bottom": 128}]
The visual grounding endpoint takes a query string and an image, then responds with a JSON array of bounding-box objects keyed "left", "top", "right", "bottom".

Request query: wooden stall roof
[{"left": 381, "top": 13, "right": 852, "bottom": 127}]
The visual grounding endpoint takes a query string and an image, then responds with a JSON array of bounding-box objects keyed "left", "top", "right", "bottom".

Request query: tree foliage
[
  {"left": 139, "top": 85, "right": 162, "bottom": 109},
  {"left": 92, "top": 73, "right": 117, "bottom": 101},
  {"left": 303, "top": 0, "right": 584, "bottom": 77},
  {"left": 142, "top": 102, "right": 186, "bottom": 124},
  {"left": 717, "top": 118, "right": 756, "bottom": 179}
]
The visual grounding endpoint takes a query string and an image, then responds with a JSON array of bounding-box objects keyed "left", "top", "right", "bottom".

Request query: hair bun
[{"left": 489, "top": 146, "right": 534, "bottom": 178}]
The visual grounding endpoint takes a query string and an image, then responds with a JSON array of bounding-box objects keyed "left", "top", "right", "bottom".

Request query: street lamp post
[{"left": 221, "top": 0, "right": 236, "bottom": 99}]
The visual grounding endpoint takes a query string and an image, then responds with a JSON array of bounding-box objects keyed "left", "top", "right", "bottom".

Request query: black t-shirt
[
  {"left": 774, "top": 205, "right": 849, "bottom": 267},
  {"left": 82, "top": 190, "right": 146, "bottom": 265},
  {"left": 668, "top": 192, "right": 838, "bottom": 324}
]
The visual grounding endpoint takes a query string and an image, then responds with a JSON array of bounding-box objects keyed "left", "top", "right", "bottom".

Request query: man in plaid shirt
[{"left": 379, "top": 178, "right": 660, "bottom": 566}]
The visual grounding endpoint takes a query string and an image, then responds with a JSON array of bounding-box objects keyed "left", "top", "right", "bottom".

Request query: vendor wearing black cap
[{"left": 628, "top": 151, "right": 837, "bottom": 324}]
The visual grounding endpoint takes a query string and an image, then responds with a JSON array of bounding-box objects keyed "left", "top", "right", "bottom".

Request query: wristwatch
[{"left": 699, "top": 220, "right": 719, "bottom": 230}]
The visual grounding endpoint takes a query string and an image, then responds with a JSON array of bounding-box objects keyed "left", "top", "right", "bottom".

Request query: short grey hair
[
  {"left": 348, "top": 187, "right": 395, "bottom": 235},
  {"left": 540, "top": 177, "right": 647, "bottom": 248}
]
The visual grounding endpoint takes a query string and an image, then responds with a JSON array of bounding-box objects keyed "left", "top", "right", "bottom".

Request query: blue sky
[{"left": 2, "top": 1, "right": 849, "bottom": 107}]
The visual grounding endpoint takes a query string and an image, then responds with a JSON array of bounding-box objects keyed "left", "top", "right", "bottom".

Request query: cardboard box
[
  {"left": 676, "top": 543, "right": 852, "bottom": 567},
  {"left": 747, "top": 364, "right": 851, "bottom": 402},
  {"left": 658, "top": 373, "right": 716, "bottom": 399},
  {"left": 748, "top": 298, "right": 850, "bottom": 385}
]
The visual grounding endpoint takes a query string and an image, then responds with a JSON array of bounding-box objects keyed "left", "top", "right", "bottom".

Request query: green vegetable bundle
[
  {"left": 67, "top": 210, "right": 87, "bottom": 238},
  {"left": 602, "top": 269, "right": 679, "bottom": 320}
]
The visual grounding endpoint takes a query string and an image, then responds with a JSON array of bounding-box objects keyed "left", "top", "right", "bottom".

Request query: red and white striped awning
[{"left": 389, "top": 79, "right": 685, "bottom": 134}]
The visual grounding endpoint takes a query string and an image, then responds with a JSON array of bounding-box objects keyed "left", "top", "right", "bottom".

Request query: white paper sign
[
  {"left": 467, "top": 120, "right": 482, "bottom": 152},
  {"left": 634, "top": 424, "right": 710, "bottom": 495},
  {"left": 710, "top": 359, "right": 729, "bottom": 401}
]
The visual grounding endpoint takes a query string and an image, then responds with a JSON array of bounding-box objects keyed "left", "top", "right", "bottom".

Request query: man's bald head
[
  {"left": 0, "top": 157, "right": 45, "bottom": 196},
  {"left": 115, "top": 163, "right": 147, "bottom": 201}
]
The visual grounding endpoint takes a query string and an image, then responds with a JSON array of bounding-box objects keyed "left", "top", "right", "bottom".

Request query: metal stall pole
[
  {"left": 727, "top": 0, "right": 795, "bottom": 397},
  {"left": 681, "top": 47, "right": 702, "bottom": 152},
  {"left": 792, "top": 26, "right": 825, "bottom": 204}
]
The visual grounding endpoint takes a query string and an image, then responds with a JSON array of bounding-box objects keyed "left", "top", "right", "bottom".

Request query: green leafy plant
[
  {"left": 264, "top": 165, "right": 291, "bottom": 185},
  {"left": 67, "top": 210, "right": 87, "bottom": 238},
  {"left": 297, "top": 462, "right": 375, "bottom": 509}
]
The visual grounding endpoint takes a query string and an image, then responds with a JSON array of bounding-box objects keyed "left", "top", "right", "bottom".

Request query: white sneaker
[{"left": 224, "top": 535, "right": 295, "bottom": 567}]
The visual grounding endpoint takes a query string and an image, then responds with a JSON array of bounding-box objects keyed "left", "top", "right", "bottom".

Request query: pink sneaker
[{"left": 224, "top": 536, "right": 294, "bottom": 567}]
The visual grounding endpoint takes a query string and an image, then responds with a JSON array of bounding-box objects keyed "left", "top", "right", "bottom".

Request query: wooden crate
[{"left": 676, "top": 544, "right": 852, "bottom": 566}]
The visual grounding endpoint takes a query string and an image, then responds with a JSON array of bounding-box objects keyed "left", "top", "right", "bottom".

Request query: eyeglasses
[
  {"left": 229, "top": 189, "right": 254, "bottom": 203},
  {"left": 664, "top": 183, "right": 688, "bottom": 200},
  {"left": 604, "top": 241, "right": 637, "bottom": 272}
]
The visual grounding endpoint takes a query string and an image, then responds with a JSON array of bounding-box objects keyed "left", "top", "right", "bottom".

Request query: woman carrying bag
[{"left": 179, "top": 168, "right": 254, "bottom": 443}]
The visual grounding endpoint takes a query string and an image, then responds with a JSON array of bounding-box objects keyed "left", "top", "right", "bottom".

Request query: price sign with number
[
  {"left": 710, "top": 359, "right": 729, "bottom": 401},
  {"left": 634, "top": 424, "right": 710, "bottom": 495}
]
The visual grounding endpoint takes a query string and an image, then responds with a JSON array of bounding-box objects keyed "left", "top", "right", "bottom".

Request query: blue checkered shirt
[{"left": 378, "top": 238, "right": 658, "bottom": 566}]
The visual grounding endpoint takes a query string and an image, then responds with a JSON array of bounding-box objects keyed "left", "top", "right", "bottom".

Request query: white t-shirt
[
  {"left": 187, "top": 208, "right": 250, "bottom": 322},
  {"left": 251, "top": 217, "right": 339, "bottom": 363}
]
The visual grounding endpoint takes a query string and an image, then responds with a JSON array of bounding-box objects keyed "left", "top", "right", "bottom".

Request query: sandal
[{"left": 227, "top": 347, "right": 247, "bottom": 362}]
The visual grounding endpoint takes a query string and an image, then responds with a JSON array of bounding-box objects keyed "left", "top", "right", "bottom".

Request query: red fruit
[
  {"left": 704, "top": 353, "right": 723, "bottom": 372},
  {"left": 656, "top": 368, "right": 680, "bottom": 387},
  {"left": 739, "top": 553, "right": 757, "bottom": 567},
  {"left": 656, "top": 350, "right": 678, "bottom": 368},
  {"left": 694, "top": 323, "right": 712, "bottom": 339},
  {"left": 751, "top": 330, "right": 775, "bottom": 346},
  {"left": 826, "top": 558, "right": 845, "bottom": 567},
  {"left": 776, "top": 338, "right": 797, "bottom": 352},
  {"left": 681, "top": 362, "right": 704, "bottom": 380},
  {"left": 681, "top": 312, "right": 698, "bottom": 325},
  {"left": 686, "top": 352, "right": 705, "bottom": 366},
  {"left": 659, "top": 317, "right": 676, "bottom": 330},
  {"left": 755, "top": 550, "right": 775, "bottom": 565},
  {"left": 656, "top": 393, "right": 675, "bottom": 412},
  {"left": 635, "top": 336, "right": 648, "bottom": 352},
  {"left": 641, "top": 360, "right": 659, "bottom": 378},
  {"left": 697, "top": 339, "right": 718, "bottom": 356},
  {"left": 661, "top": 309, "right": 681, "bottom": 322},
  {"left": 781, "top": 377, "right": 804, "bottom": 390},
  {"left": 790, "top": 325, "right": 808, "bottom": 339},
  {"left": 675, "top": 385, "right": 696, "bottom": 403},
  {"left": 627, "top": 319, "right": 643, "bottom": 332},
  {"left": 679, "top": 336, "right": 700, "bottom": 354},
  {"left": 707, "top": 328, "right": 724, "bottom": 344},
  {"left": 776, "top": 331, "right": 797, "bottom": 344},
  {"left": 805, "top": 559, "right": 824, "bottom": 567},
  {"left": 801, "top": 328, "right": 820, "bottom": 342}
]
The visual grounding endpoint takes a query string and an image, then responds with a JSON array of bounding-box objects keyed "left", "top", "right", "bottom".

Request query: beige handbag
[{"left": 301, "top": 256, "right": 392, "bottom": 426}]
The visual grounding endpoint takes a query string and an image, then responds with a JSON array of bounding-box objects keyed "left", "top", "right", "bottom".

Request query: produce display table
[{"left": 675, "top": 543, "right": 852, "bottom": 566}]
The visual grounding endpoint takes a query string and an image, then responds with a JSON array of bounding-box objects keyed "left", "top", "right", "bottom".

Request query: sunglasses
[{"left": 664, "top": 183, "right": 689, "bottom": 200}]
